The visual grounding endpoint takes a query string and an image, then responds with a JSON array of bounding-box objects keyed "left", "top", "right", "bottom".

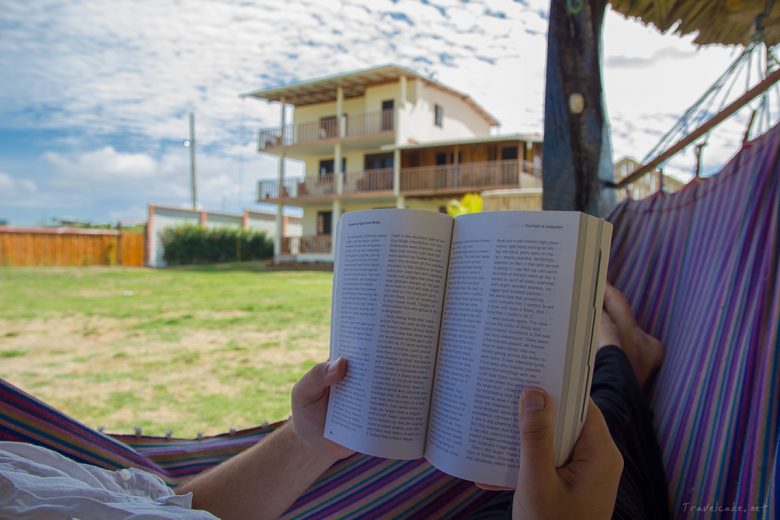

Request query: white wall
[
  {"left": 148, "top": 207, "right": 201, "bottom": 268},
  {"left": 400, "top": 79, "right": 493, "bottom": 144},
  {"left": 148, "top": 205, "right": 301, "bottom": 267},
  {"left": 364, "top": 82, "right": 401, "bottom": 113}
]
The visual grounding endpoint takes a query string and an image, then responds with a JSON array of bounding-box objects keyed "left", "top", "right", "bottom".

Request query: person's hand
[
  {"left": 290, "top": 357, "right": 354, "bottom": 462},
  {"left": 513, "top": 388, "right": 623, "bottom": 520}
]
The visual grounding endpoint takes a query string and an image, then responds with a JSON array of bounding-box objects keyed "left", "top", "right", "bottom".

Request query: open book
[{"left": 324, "top": 209, "right": 611, "bottom": 487}]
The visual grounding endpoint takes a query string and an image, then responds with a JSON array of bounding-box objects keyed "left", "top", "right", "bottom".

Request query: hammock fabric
[
  {"left": 606, "top": 123, "right": 780, "bottom": 515},
  {"left": 0, "top": 378, "right": 498, "bottom": 518},
  {"left": 1, "top": 125, "right": 778, "bottom": 518}
]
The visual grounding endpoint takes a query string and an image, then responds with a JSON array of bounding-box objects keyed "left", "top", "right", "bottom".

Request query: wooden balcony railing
[
  {"left": 257, "top": 109, "right": 394, "bottom": 150},
  {"left": 345, "top": 109, "right": 394, "bottom": 137},
  {"left": 400, "top": 160, "right": 541, "bottom": 193},
  {"left": 281, "top": 235, "right": 332, "bottom": 255},
  {"left": 343, "top": 168, "right": 394, "bottom": 193},
  {"left": 258, "top": 175, "right": 335, "bottom": 199},
  {"left": 258, "top": 160, "right": 542, "bottom": 200}
]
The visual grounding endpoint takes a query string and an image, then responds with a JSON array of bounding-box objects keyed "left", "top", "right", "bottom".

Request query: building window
[
  {"left": 434, "top": 104, "right": 443, "bottom": 127},
  {"left": 317, "top": 211, "right": 332, "bottom": 235},
  {"left": 364, "top": 152, "right": 394, "bottom": 170},
  {"left": 501, "top": 145, "right": 518, "bottom": 161}
]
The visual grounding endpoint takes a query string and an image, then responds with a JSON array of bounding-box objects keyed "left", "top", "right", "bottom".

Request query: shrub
[{"left": 161, "top": 224, "right": 273, "bottom": 266}]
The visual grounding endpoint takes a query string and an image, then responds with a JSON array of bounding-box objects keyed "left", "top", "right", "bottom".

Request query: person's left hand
[{"left": 290, "top": 357, "right": 355, "bottom": 462}]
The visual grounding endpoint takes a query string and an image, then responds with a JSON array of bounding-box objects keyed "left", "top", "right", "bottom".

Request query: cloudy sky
[{"left": 0, "top": 0, "right": 770, "bottom": 225}]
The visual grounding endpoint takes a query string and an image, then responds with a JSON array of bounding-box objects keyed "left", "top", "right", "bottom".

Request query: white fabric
[{"left": 0, "top": 441, "right": 217, "bottom": 519}]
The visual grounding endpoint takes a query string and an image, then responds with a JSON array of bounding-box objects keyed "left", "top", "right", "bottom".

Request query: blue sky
[{"left": 0, "top": 0, "right": 754, "bottom": 226}]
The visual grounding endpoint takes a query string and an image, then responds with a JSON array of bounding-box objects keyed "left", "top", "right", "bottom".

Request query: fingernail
[
  {"left": 326, "top": 357, "right": 342, "bottom": 374},
  {"left": 523, "top": 388, "right": 546, "bottom": 411}
]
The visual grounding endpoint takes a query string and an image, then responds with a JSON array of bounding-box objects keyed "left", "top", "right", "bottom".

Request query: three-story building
[{"left": 245, "top": 64, "right": 542, "bottom": 263}]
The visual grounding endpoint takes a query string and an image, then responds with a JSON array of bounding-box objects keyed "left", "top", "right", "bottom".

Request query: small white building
[{"left": 146, "top": 204, "right": 302, "bottom": 267}]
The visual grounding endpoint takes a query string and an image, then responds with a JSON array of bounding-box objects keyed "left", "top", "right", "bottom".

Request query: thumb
[
  {"left": 518, "top": 387, "right": 556, "bottom": 481},
  {"left": 292, "top": 357, "right": 347, "bottom": 405}
]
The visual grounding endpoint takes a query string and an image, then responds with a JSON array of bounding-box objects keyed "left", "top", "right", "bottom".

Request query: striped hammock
[
  {"left": 0, "top": 378, "right": 498, "bottom": 517},
  {"left": 607, "top": 123, "right": 780, "bottom": 515},
  {"left": 1, "top": 124, "right": 778, "bottom": 517}
]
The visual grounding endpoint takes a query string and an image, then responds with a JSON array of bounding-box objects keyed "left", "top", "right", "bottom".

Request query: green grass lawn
[{"left": 0, "top": 264, "right": 333, "bottom": 437}]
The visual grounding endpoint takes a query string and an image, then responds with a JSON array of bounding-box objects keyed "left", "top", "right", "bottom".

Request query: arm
[{"left": 177, "top": 358, "right": 353, "bottom": 520}]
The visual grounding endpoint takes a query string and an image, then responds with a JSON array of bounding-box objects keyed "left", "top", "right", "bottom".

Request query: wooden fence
[{"left": 0, "top": 227, "right": 146, "bottom": 267}]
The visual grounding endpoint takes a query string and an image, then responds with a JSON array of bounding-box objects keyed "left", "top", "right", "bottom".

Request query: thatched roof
[{"left": 610, "top": 0, "right": 780, "bottom": 46}]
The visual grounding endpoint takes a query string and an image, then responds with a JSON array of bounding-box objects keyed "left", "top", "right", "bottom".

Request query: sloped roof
[
  {"left": 242, "top": 64, "right": 499, "bottom": 126},
  {"left": 610, "top": 0, "right": 780, "bottom": 46}
]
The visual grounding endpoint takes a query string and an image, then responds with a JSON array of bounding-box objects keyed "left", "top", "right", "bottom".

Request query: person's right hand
[{"left": 513, "top": 388, "right": 623, "bottom": 520}]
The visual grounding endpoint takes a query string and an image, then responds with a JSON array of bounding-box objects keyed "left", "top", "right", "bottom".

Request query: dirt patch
[{"left": 0, "top": 315, "right": 330, "bottom": 435}]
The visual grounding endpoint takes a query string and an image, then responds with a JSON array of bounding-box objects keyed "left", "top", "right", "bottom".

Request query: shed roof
[{"left": 610, "top": 0, "right": 780, "bottom": 46}]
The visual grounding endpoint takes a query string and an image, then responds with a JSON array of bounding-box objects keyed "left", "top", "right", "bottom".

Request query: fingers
[
  {"left": 517, "top": 387, "right": 556, "bottom": 483},
  {"left": 292, "top": 357, "right": 347, "bottom": 406}
]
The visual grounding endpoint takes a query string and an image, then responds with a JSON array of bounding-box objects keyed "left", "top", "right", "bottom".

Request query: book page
[
  {"left": 424, "top": 211, "right": 582, "bottom": 487},
  {"left": 325, "top": 209, "right": 453, "bottom": 460}
]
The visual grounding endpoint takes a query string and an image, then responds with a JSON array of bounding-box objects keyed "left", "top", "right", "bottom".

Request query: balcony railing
[
  {"left": 282, "top": 235, "right": 332, "bottom": 255},
  {"left": 400, "top": 160, "right": 541, "bottom": 193},
  {"left": 258, "top": 160, "right": 541, "bottom": 200},
  {"left": 257, "top": 109, "right": 394, "bottom": 150},
  {"left": 345, "top": 110, "right": 394, "bottom": 137},
  {"left": 258, "top": 174, "right": 336, "bottom": 199},
  {"left": 343, "top": 168, "right": 394, "bottom": 193}
]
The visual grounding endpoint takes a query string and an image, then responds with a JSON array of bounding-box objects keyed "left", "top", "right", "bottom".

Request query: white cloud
[
  {"left": 44, "top": 147, "right": 157, "bottom": 181},
  {"left": 0, "top": 0, "right": 775, "bottom": 225},
  {"left": 0, "top": 171, "right": 37, "bottom": 199}
]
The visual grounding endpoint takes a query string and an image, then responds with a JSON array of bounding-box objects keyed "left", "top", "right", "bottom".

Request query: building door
[
  {"left": 434, "top": 150, "right": 462, "bottom": 188},
  {"left": 364, "top": 152, "right": 394, "bottom": 190},
  {"left": 381, "top": 99, "right": 394, "bottom": 131},
  {"left": 319, "top": 116, "right": 337, "bottom": 138},
  {"left": 501, "top": 145, "right": 519, "bottom": 183},
  {"left": 317, "top": 211, "right": 332, "bottom": 235}
]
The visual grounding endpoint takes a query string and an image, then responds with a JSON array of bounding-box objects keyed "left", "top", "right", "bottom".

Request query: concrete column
[
  {"left": 393, "top": 148, "right": 401, "bottom": 196},
  {"left": 274, "top": 152, "right": 285, "bottom": 258},
  {"left": 274, "top": 98, "right": 286, "bottom": 259},
  {"left": 395, "top": 195, "right": 406, "bottom": 209},
  {"left": 336, "top": 86, "right": 345, "bottom": 138},
  {"left": 335, "top": 143, "right": 343, "bottom": 195},
  {"left": 332, "top": 199, "right": 341, "bottom": 256},
  {"left": 396, "top": 76, "right": 406, "bottom": 145}
]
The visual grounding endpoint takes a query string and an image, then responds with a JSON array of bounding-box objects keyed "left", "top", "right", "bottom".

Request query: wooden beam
[{"left": 614, "top": 67, "right": 780, "bottom": 189}]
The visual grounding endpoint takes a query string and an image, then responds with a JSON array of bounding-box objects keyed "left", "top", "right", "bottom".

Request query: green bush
[{"left": 161, "top": 224, "right": 273, "bottom": 266}]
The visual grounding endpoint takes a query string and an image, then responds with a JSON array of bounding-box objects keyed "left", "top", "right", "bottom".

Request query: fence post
[{"left": 116, "top": 223, "right": 122, "bottom": 266}]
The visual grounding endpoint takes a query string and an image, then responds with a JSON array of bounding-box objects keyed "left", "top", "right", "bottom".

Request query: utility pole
[{"left": 183, "top": 112, "right": 198, "bottom": 209}]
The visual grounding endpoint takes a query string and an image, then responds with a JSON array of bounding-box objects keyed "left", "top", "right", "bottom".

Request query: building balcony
[
  {"left": 258, "top": 109, "right": 395, "bottom": 151},
  {"left": 257, "top": 159, "right": 541, "bottom": 202},
  {"left": 281, "top": 235, "right": 332, "bottom": 255},
  {"left": 400, "top": 159, "right": 541, "bottom": 196}
]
